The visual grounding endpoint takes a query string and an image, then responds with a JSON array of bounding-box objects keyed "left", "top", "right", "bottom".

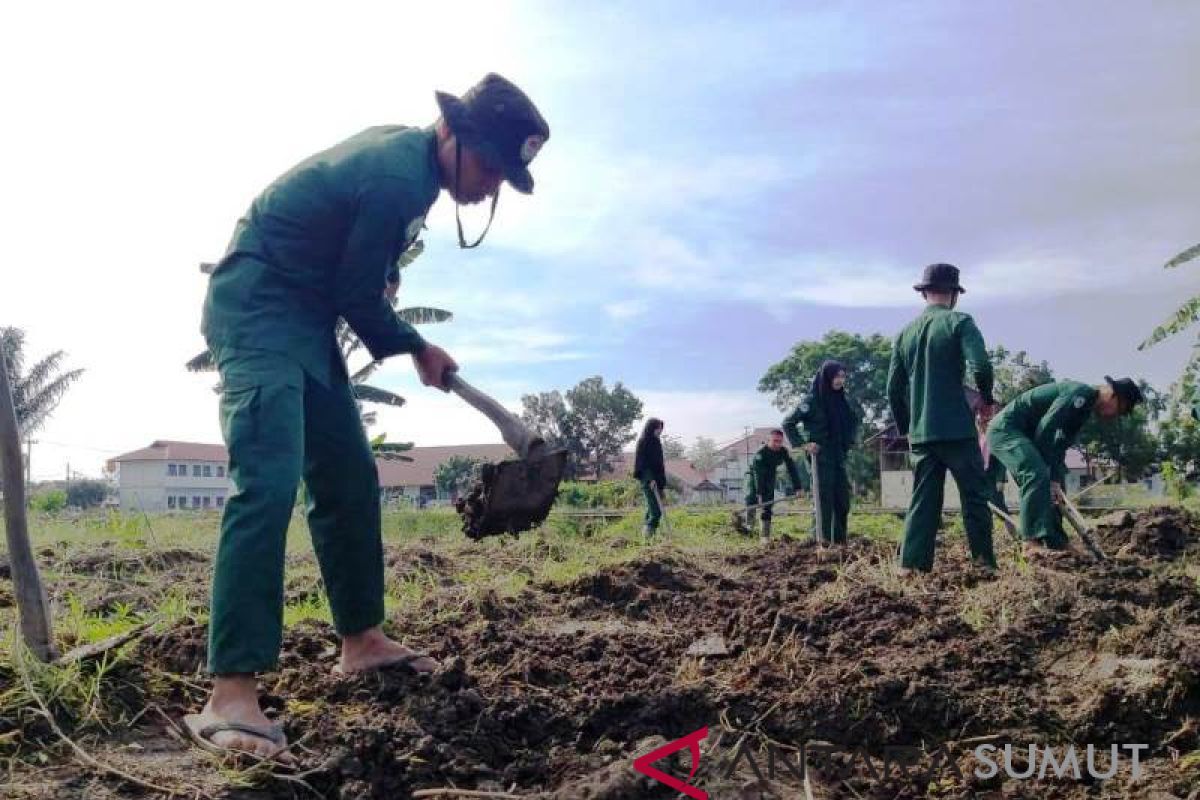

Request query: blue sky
[{"left": 3, "top": 1, "right": 1197, "bottom": 477}]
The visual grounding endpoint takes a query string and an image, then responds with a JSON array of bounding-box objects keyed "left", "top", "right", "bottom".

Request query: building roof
[
  {"left": 665, "top": 459, "right": 722, "bottom": 490},
  {"left": 376, "top": 444, "right": 514, "bottom": 488},
  {"left": 716, "top": 427, "right": 781, "bottom": 461},
  {"left": 1064, "top": 448, "right": 1088, "bottom": 470},
  {"left": 110, "top": 440, "right": 229, "bottom": 465}
]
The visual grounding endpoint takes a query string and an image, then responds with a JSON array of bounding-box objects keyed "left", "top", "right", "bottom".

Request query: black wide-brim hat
[
  {"left": 1104, "top": 376, "right": 1144, "bottom": 415},
  {"left": 435, "top": 73, "right": 550, "bottom": 194},
  {"left": 914, "top": 262, "right": 966, "bottom": 294}
]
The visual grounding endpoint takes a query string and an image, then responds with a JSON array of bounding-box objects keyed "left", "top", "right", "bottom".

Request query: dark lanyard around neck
[{"left": 454, "top": 140, "right": 499, "bottom": 249}]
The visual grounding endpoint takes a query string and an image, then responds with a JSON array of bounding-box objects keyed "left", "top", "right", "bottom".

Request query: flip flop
[
  {"left": 183, "top": 714, "right": 289, "bottom": 761},
  {"left": 331, "top": 650, "right": 437, "bottom": 676}
]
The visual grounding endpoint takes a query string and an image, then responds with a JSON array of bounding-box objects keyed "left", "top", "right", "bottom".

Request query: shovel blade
[{"left": 455, "top": 449, "right": 568, "bottom": 539}]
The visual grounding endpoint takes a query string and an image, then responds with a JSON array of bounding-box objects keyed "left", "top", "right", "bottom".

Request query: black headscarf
[{"left": 811, "top": 360, "right": 855, "bottom": 453}]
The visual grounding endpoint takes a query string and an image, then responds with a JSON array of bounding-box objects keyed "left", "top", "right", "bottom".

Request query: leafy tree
[
  {"left": 66, "top": 479, "right": 108, "bottom": 509},
  {"left": 687, "top": 436, "right": 720, "bottom": 475},
  {"left": 434, "top": 455, "right": 485, "bottom": 500},
  {"left": 521, "top": 376, "right": 643, "bottom": 479},
  {"left": 661, "top": 434, "right": 686, "bottom": 460},
  {"left": 0, "top": 327, "right": 84, "bottom": 437},
  {"left": 986, "top": 346, "right": 1054, "bottom": 404}
]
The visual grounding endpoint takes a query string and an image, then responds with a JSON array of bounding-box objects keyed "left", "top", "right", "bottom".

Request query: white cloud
[{"left": 604, "top": 299, "right": 650, "bottom": 321}]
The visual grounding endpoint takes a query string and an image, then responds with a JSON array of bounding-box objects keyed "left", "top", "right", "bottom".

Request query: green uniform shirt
[
  {"left": 990, "top": 381, "right": 1098, "bottom": 483},
  {"left": 887, "top": 305, "right": 994, "bottom": 445},
  {"left": 782, "top": 392, "right": 860, "bottom": 454},
  {"left": 749, "top": 445, "right": 803, "bottom": 494},
  {"left": 202, "top": 126, "right": 439, "bottom": 385}
]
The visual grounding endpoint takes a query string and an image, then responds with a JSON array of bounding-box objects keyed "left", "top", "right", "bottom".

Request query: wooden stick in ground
[
  {"left": 651, "top": 482, "right": 673, "bottom": 537},
  {"left": 0, "top": 338, "right": 56, "bottom": 662},
  {"left": 1055, "top": 486, "right": 1107, "bottom": 561},
  {"left": 810, "top": 451, "right": 824, "bottom": 548},
  {"left": 987, "top": 502, "right": 1022, "bottom": 542}
]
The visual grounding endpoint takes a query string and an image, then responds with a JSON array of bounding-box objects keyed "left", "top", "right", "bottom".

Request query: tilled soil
[{"left": 4, "top": 508, "right": 1200, "bottom": 799}]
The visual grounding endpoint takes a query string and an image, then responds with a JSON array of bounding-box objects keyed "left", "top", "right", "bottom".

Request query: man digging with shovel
[
  {"left": 986, "top": 377, "right": 1143, "bottom": 561},
  {"left": 743, "top": 429, "right": 804, "bottom": 544},
  {"left": 187, "top": 74, "right": 550, "bottom": 760}
]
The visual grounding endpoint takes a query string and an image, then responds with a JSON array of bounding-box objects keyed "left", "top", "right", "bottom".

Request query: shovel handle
[{"left": 444, "top": 372, "right": 542, "bottom": 459}]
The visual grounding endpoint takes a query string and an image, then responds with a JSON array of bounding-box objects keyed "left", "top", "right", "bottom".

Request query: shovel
[
  {"left": 650, "top": 481, "right": 673, "bottom": 538},
  {"left": 447, "top": 372, "right": 568, "bottom": 539},
  {"left": 810, "top": 451, "right": 825, "bottom": 548},
  {"left": 988, "top": 501, "right": 1022, "bottom": 543},
  {"left": 1054, "top": 485, "right": 1107, "bottom": 561},
  {"left": 730, "top": 493, "right": 797, "bottom": 535}
]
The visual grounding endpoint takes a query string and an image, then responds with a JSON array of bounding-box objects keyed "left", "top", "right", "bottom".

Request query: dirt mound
[
  {"left": 10, "top": 508, "right": 1200, "bottom": 799},
  {"left": 1096, "top": 505, "right": 1198, "bottom": 560}
]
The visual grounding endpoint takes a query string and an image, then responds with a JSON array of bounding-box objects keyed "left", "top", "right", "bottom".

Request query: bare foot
[
  {"left": 336, "top": 626, "right": 438, "bottom": 675},
  {"left": 185, "top": 675, "right": 291, "bottom": 762}
]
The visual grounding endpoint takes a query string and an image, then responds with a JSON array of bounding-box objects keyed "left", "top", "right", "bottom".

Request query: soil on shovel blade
[{"left": 5, "top": 507, "right": 1200, "bottom": 799}]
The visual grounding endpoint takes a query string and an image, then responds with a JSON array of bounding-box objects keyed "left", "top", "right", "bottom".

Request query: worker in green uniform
[
  {"left": 186, "top": 74, "right": 550, "bottom": 760},
  {"left": 887, "top": 263, "right": 997, "bottom": 575},
  {"left": 745, "top": 429, "right": 804, "bottom": 544},
  {"left": 987, "top": 377, "right": 1143, "bottom": 557},
  {"left": 783, "top": 360, "right": 860, "bottom": 543},
  {"left": 633, "top": 418, "right": 668, "bottom": 537}
]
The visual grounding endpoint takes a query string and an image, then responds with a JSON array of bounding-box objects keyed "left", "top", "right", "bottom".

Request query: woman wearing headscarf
[
  {"left": 633, "top": 417, "right": 668, "bottom": 537},
  {"left": 782, "top": 361, "right": 860, "bottom": 543}
]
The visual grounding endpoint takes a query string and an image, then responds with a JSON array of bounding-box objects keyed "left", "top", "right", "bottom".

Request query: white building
[{"left": 108, "top": 440, "right": 233, "bottom": 512}]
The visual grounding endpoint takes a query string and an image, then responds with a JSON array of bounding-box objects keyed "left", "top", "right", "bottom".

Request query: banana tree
[
  {"left": 1139, "top": 243, "right": 1200, "bottom": 412},
  {"left": 187, "top": 241, "right": 451, "bottom": 458}
]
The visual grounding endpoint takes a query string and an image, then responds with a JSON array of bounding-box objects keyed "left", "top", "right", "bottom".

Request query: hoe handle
[{"left": 445, "top": 372, "right": 542, "bottom": 460}]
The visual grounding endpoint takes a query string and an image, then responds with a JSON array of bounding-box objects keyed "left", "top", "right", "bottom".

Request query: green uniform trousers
[
  {"left": 986, "top": 428, "right": 1069, "bottom": 548},
  {"left": 813, "top": 453, "right": 850, "bottom": 544},
  {"left": 640, "top": 479, "right": 663, "bottom": 532},
  {"left": 208, "top": 346, "right": 384, "bottom": 674},
  {"left": 745, "top": 482, "right": 780, "bottom": 521},
  {"left": 900, "top": 439, "right": 996, "bottom": 571}
]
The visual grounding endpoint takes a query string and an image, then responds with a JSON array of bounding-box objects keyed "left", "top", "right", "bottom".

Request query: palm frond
[
  {"left": 351, "top": 361, "right": 382, "bottom": 384},
  {"left": 353, "top": 384, "right": 405, "bottom": 407},
  {"left": 15, "top": 368, "right": 84, "bottom": 436},
  {"left": 186, "top": 349, "right": 217, "bottom": 372},
  {"left": 1165, "top": 243, "right": 1200, "bottom": 270},
  {"left": 1139, "top": 296, "right": 1200, "bottom": 350},
  {"left": 396, "top": 239, "right": 425, "bottom": 270},
  {"left": 398, "top": 307, "right": 453, "bottom": 325},
  {"left": 15, "top": 351, "right": 67, "bottom": 398},
  {"left": 360, "top": 410, "right": 378, "bottom": 427},
  {"left": 1, "top": 327, "right": 26, "bottom": 379}
]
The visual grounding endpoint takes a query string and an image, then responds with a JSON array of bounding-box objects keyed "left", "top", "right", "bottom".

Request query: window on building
[
  {"left": 167, "top": 496, "right": 176, "bottom": 509},
  {"left": 203, "top": 465, "right": 212, "bottom": 477},
  {"left": 215, "top": 496, "right": 225, "bottom": 508},
  {"left": 192, "top": 496, "right": 201, "bottom": 508},
  {"left": 217, "top": 465, "right": 226, "bottom": 478},
  {"left": 203, "top": 496, "right": 211, "bottom": 508},
  {"left": 193, "top": 465, "right": 202, "bottom": 477},
  {"left": 168, "top": 464, "right": 177, "bottom": 476}
]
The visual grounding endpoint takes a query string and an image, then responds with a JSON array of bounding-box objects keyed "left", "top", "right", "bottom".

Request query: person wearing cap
[
  {"left": 746, "top": 429, "right": 805, "bottom": 544},
  {"left": 986, "top": 377, "right": 1143, "bottom": 557},
  {"left": 189, "top": 74, "right": 550, "bottom": 759},
  {"left": 782, "top": 360, "right": 860, "bottom": 544},
  {"left": 887, "top": 264, "right": 998, "bottom": 575}
]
